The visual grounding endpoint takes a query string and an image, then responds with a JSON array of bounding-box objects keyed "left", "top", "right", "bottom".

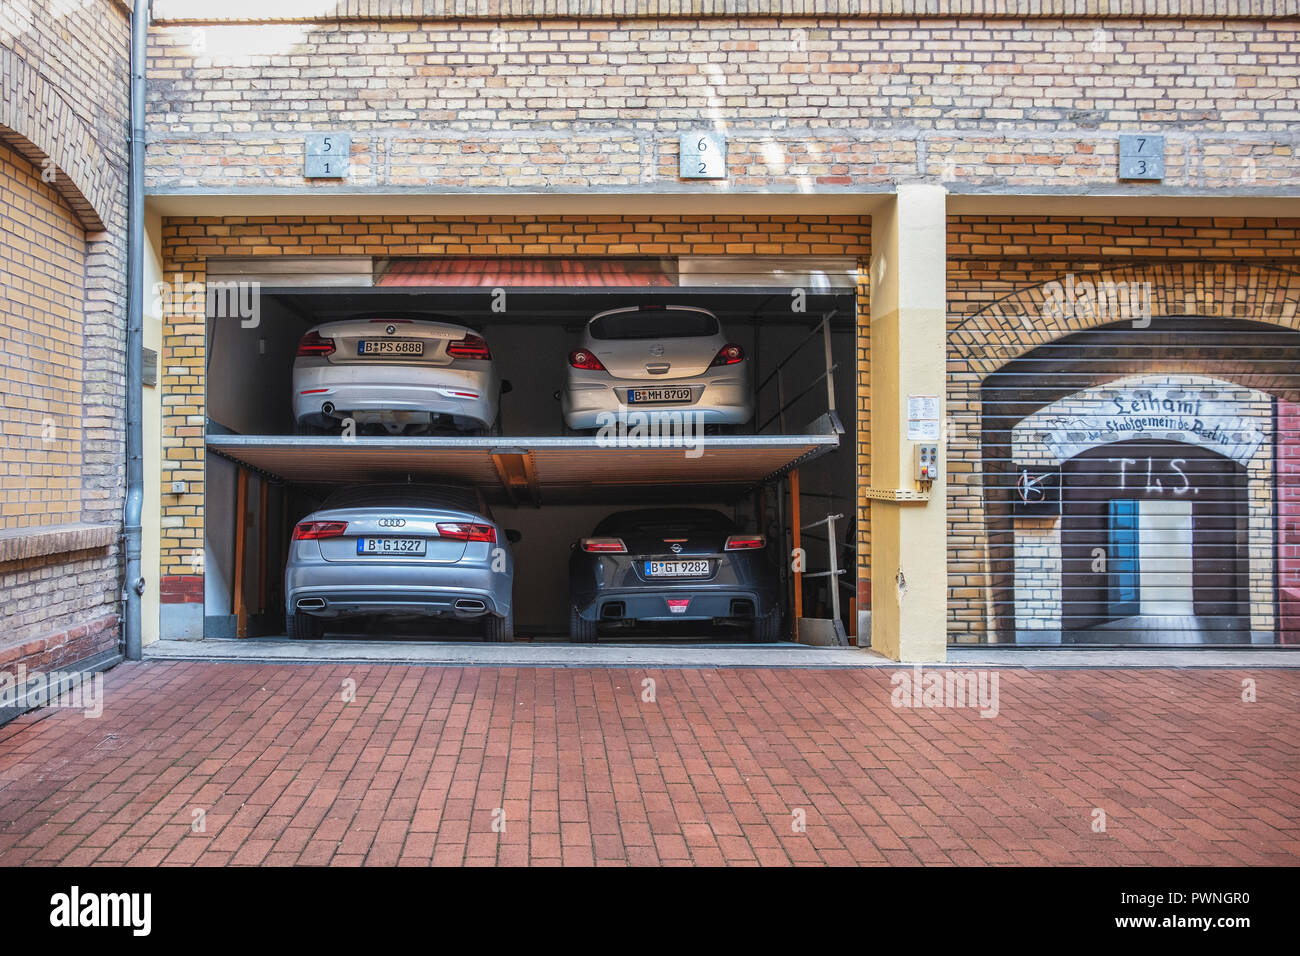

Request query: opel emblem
[
  {"left": 670, "top": 543, "right": 683, "bottom": 554},
  {"left": 385, "top": 324, "right": 397, "bottom": 335}
]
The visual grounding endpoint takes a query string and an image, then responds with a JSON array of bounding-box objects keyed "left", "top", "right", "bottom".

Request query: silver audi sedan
[
  {"left": 560, "top": 305, "right": 753, "bottom": 431},
  {"left": 292, "top": 315, "right": 503, "bottom": 435},
  {"left": 284, "top": 483, "right": 517, "bottom": 641}
]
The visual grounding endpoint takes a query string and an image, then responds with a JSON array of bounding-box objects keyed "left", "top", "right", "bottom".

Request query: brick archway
[
  {"left": 0, "top": 47, "right": 114, "bottom": 231},
  {"left": 951, "top": 261, "right": 1300, "bottom": 380},
  {"left": 947, "top": 261, "right": 1300, "bottom": 643}
]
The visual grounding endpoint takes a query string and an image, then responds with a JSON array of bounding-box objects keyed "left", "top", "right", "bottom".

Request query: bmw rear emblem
[{"left": 385, "top": 324, "right": 396, "bottom": 335}]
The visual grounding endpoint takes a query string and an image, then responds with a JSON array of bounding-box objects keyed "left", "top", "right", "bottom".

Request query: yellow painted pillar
[{"left": 869, "top": 185, "right": 948, "bottom": 662}]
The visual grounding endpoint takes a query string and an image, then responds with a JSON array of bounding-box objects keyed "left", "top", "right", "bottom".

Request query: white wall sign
[{"left": 907, "top": 394, "right": 940, "bottom": 441}]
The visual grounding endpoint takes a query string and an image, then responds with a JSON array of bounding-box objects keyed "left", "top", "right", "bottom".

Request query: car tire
[
  {"left": 294, "top": 420, "right": 331, "bottom": 436},
  {"left": 485, "top": 612, "right": 513, "bottom": 643},
  {"left": 569, "top": 606, "right": 598, "bottom": 643},
  {"left": 287, "top": 610, "right": 324, "bottom": 639},
  {"left": 751, "top": 609, "right": 781, "bottom": 643}
]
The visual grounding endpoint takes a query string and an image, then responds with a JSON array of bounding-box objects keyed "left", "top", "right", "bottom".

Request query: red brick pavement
[{"left": 0, "top": 662, "right": 1297, "bottom": 866}]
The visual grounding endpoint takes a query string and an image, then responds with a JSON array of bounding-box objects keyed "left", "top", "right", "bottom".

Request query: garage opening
[{"left": 201, "top": 255, "right": 859, "bottom": 645}]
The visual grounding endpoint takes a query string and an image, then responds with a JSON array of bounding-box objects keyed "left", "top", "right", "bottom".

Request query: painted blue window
[{"left": 1108, "top": 498, "right": 1140, "bottom": 618}]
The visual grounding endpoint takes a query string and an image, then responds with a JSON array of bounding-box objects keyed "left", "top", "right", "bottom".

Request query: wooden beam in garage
[
  {"left": 258, "top": 479, "right": 269, "bottom": 615},
  {"left": 491, "top": 450, "right": 541, "bottom": 507},
  {"left": 233, "top": 468, "right": 249, "bottom": 639}
]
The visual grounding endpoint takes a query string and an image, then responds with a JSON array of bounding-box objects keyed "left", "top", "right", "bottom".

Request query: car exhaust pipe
[
  {"left": 454, "top": 599, "right": 487, "bottom": 614},
  {"left": 321, "top": 401, "right": 336, "bottom": 416},
  {"left": 296, "top": 597, "right": 327, "bottom": 611}
]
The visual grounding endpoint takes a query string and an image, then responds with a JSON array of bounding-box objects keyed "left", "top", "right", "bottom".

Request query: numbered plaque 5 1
[
  {"left": 304, "top": 133, "right": 351, "bottom": 179},
  {"left": 679, "top": 132, "right": 727, "bottom": 180}
]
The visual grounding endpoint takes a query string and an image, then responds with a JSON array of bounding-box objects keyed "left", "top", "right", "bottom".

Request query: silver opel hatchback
[
  {"left": 560, "top": 305, "right": 753, "bottom": 431},
  {"left": 284, "top": 483, "right": 516, "bottom": 641},
  {"left": 292, "top": 315, "right": 502, "bottom": 435}
]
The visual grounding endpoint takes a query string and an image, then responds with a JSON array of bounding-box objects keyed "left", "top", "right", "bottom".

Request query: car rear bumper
[
  {"left": 573, "top": 587, "right": 774, "bottom": 623},
  {"left": 286, "top": 563, "right": 510, "bottom": 619},
  {"left": 561, "top": 375, "right": 753, "bottom": 430},
  {"left": 293, "top": 366, "right": 497, "bottom": 428}
]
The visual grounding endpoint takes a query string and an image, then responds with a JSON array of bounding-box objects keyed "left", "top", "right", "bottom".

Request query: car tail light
[
  {"left": 569, "top": 349, "right": 606, "bottom": 371},
  {"left": 447, "top": 333, "right": 491, "bottom": 360},
  {"left": 436, "top": 522, "right": 497, "bottom": 543},
  {"left": 296, "top": 331, "right": 335, "bottom": 357},
  {"left": 724, "top": 534, "right": 766, "bottom": 550},
  {"left": 581, "top": 537, "right": 627, "bottom": 553},
  {"left": 293, "top": 520, "right": 348, "bottom": 540},
  {"left": 710, "top": 344, "right": 744, "bottom": 367}
]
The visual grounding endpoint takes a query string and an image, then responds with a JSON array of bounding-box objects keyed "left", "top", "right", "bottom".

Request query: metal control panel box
[{"left": 914, "top": 443, "right": 939, "bottom": 482}]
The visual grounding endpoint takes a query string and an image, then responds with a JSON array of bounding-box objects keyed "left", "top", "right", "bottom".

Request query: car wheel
[
  {"left": 484, "top": 612, "right": 513, "bottom": 643},
  {"left": 294, "top": 420, "right": 331, "bottom": 436},
  {"left": 287, "top": 610, "right": 324, "bottom": 639},
  {"left": 750, "top": 609, "right": 781, "bottom": 643},
  {"left": 569, "top": 606, "right": 597, "bottom": 643}
]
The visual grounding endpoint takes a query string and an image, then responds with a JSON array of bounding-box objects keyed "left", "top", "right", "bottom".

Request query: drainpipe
[{"left": 123, "top": 0, "right": 150, "bottom": 660}]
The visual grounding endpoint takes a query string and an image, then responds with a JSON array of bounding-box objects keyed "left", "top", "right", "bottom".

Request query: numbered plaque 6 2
[{"left": 679, "top": 132, "right": 727, "bottom": 180}]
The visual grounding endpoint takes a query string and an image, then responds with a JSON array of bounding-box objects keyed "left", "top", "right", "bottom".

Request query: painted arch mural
[{"left": 947, "top": 262, "right": 1300, "bottom": 645}]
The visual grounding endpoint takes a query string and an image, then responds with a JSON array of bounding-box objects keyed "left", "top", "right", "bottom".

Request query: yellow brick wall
[
  {"left": 157, "top": 214, "right": 872, "bottom": 586},
  {"left": 0, "top": 140, "right": 84, "bottom": 530}
]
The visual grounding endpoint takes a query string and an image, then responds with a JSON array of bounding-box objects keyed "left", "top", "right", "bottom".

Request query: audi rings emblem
[{"left": 377, "top": 518, "right": 406, "bottom": 527}]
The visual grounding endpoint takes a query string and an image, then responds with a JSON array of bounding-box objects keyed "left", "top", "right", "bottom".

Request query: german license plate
[
  {"left": 358, "top": 339, "right": 424, "bottom": 356},
  {"left": 356, "top": 537, "right": 426, "bottom": 555},
  {"left": 644, "top": 560, "right": 710, "bottom": 577},
  {"left": 629, "top": 387, "right": 692, "bottom": 404}
]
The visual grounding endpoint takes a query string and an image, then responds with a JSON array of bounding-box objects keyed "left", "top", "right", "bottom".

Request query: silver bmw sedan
[{"left": 292, "top": 315, "right": 503, "bottom": 435}]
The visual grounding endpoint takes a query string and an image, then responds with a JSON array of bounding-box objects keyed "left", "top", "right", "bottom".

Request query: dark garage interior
[{"left": 202, "top": 277, "right": 859, "bottom": 643}]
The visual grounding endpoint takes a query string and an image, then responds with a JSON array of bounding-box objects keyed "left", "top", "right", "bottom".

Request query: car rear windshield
[
  {"left": 595, "top": 509, "right": 735, "bottom": 536},
  {"left": 588, "top": 309, "right": 718, "bottom": 340},
  {"left": 321, "top": 484, "right": 481, "bottom": 514}
]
